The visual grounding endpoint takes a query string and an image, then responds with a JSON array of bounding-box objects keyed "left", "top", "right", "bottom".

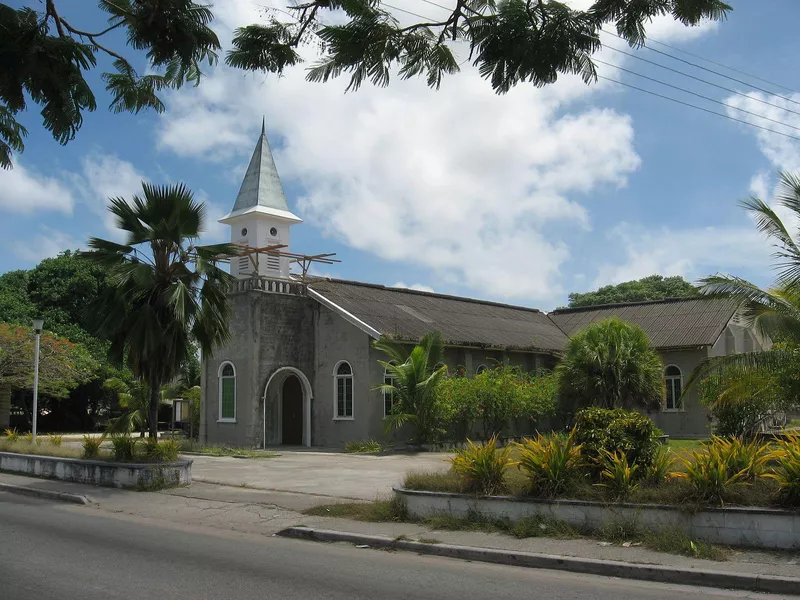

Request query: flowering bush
[{"left": 437, "top": 365, "right": 556, "bottom": 440}]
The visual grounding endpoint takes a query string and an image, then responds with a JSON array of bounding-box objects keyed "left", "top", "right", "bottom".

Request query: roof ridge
[
  {"left": 313, "top": 278, "right": 542, "bottom": 313},
  {"left": 549, "top": 295, "right": 723, "bottom": 314}
]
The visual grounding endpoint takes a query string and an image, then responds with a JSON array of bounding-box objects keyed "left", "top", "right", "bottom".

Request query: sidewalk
[{"left": 2, "top": 472, "right": 799, "bottom": 585}]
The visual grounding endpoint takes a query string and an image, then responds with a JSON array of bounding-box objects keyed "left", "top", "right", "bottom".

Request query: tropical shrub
[
  {"left": 766, "top": 433, "right": 800, "bottom": 506},
  {"left": 143, "top": 438, "right": 181, "bottom": 462},
  {"left": 437, "top": 365, "right": 557, "bottom": 439},
  {"left": 374, "top": 332, "right": 449, "bottom": 443},
  {"left": 110, "top": 435, "right": 138, "bottom": 462},
  {"left": 515, "top": 431, "right": 584, "bottom": 497},
  {"left": 597, "top": 450, "right": 640, "bottom": 499},
  {"left": 344, "top": 439, "right": 384, "bottom": 453},
  {"left": 449, "top": 436, "right": 517, "bottom": 496},
  {"left": 4, "top": 427, "right": 19, "bottom": 442},
  {"left": 713, "top": 436, "right": 770, "bottom": 481},
  {"left": 698, "top": 365, "right": 790, "bottom": 439},
  {"left": 555, "top": 318, "right": 664, "bottom": 413},
  {"left": 672, "top": 444, "right": 747, "bottom": 505},
  {"left": 573, "top": 407, "right": 662, "bottom": 471},
  {"left": 47, "top": 433, "right": 62, "bottom": 447},
  {"left": 645, "top": 445, "right": 675, "bottom": 485},
  {"left": 82, "top": 435, "right": 103, "bottom": 459}
]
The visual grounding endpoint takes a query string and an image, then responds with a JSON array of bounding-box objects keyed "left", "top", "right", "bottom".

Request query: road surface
[{"left": 0, "top": 491, "right": 784, "bottom": 600}]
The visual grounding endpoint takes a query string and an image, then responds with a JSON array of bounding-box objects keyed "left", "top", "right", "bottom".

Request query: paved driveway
[{"left": 187, "top": 451, "right": 451, "bottom": 500}]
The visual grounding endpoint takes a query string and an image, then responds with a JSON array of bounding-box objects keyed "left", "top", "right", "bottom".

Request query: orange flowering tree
[{"left": 0, "top": 323, "right": 96, "bottom": 428}]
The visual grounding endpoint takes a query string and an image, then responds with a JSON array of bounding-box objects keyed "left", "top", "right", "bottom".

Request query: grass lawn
[{"left": 667, "top": 438, "right": 707, "bottom": 451}]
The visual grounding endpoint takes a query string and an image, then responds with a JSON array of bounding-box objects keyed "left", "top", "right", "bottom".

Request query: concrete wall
[
  {"left": 203, "top": 289, "right": 316, "bottom": 447},
  {"left": 312, "top": 305, "right": 375, "bottom": 446},
  {"left": 397, "top": 487, "right": 800, "bottom": 550},
  {"left": 650, "top": 348, "right": 711, "bottom": 438},
  {"left": 0, "top": 452, "right": 191, "bottom": 489}
]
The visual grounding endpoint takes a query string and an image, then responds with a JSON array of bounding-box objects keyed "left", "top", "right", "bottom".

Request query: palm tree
[
  {"left": 556, "top": 317, "right": 664, "bottom": 413},
  {"left": 686, "top": 172, "right": 800, "bottom": 399},
  {"left": 81, "top": 182, "right": 233, "bottom": 437},
  {"left": 374, "top": 331, "right": 448, "bottom": 444}
]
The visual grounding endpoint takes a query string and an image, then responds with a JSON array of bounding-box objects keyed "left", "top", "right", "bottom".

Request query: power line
[
  {"left": 603, "top": 43, "right": 800, "bottom": 119},
  {"left": 595, "top": 59, "right": 800, "bottom": 134},
  {"left": 383, "top": 2, "right": 433, "bottom": 20},
  {"left": 645, "top": 36, "right": 800, "bottom": 96},
  {"left": 599, "top": 75, "right": 800, "bottom": 143},
  {"left": 601, "top": 30, "right": 800, "bottom": 108}
]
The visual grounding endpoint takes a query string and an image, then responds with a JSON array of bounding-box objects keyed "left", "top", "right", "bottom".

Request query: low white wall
[
  {"left": 395, "top": 487, "right": 800, "bottom": 550},
  {"left": 0, "top": 452, "right": 192, "bottom": 489}
]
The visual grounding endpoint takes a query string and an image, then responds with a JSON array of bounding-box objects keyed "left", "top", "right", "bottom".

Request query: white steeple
[{"left": 219, "top": 119, "right": 301, "bottom": 279}]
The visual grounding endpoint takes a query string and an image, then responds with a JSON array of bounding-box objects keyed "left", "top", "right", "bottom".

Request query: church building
[{"left": 199, "top": 124, "right": 769, "bottom": 448}]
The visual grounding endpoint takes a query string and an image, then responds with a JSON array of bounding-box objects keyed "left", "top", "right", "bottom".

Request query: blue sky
[{"left": 1, "top": 0, "right": 798, "bottom": 310}]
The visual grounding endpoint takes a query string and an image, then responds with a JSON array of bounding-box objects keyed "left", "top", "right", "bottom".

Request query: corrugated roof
[
  {"left": 307, "top": 279, "right": 568, "bottom": 352},
  {"left": 549, "top": 297, "right": 739, "bottom": 348}
]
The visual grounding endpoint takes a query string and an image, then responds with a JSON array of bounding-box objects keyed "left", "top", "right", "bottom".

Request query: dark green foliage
[
  {"left": 556, "top": 318, "right": 665, "bottom": 413},
  {"left": 567, "top": 275, "right": 698, "bottom": 308},
  {"left": 0, "top": 1, "right": 220, "bottom": 169},
  {"left": 80, "top": 182, "right": 233, "bottom": 437},
  {"left": 573, "top": 407, "right": 662, "bottom": 470},
  {"left": 230, "top": 0, "right": 730, "bottom": 94}
]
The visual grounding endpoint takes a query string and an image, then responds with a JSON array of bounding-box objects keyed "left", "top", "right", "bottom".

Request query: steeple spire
[{"left": 229, "top": 118, "right": 290, "bottom": 214}]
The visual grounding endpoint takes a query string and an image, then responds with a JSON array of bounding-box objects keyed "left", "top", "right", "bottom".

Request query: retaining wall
[
  {"left": 395, "top": 487, "right": 800, "bottom": 550},
  {"left": 0, "top": 452, "right": 192, "bottom": 489}
]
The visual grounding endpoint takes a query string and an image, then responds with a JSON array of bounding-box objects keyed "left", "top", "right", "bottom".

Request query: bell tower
[{"left": 219, "top": 118, "right": 302, "bottom": 279}]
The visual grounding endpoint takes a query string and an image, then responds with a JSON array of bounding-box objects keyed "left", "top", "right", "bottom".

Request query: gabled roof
[
  {"left": 549, "top": 297, "right": 740, "bottom": 349},
  {"left": 307, "top": 279, "right": 568, "bottom": 352},
  {"left": 226, "top": 119, "right": 292, "bottom": 216}
]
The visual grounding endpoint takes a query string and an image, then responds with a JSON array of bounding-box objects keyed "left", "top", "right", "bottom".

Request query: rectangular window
[
  {"left": 267, "top": 252, "right": 280, "bottom": 271},
  {"left": 665, "top": 379, "right": 682, "bottom": 410},
  {"left": 336, "top": 378, "right": 353, "bottom": 418},
  {"left": 383, "top": 375, "right": 396, "bottom": 417},
  {"left": 221, "top": 378, "right": 236, "bottom": 420}
]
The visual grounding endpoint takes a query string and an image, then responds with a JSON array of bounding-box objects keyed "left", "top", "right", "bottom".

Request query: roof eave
[{"left": 219, "top": 205, "right": 303, "bottom": 224}]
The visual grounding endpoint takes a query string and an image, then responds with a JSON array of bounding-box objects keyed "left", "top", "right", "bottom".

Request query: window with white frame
[
  {"left": 334, "top": 361, "right": 354, "bottom": 419},
  {"left": 664, "top": 365, "right": 682, "bottom": 411},
  {"left": 383, "top": 362, "right": 397, "bottom": 417},
  {"left": 219, "top": 362, "right": 236, "bottom": 421}
]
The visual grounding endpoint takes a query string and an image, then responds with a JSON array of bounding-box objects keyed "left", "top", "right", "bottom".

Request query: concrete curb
[
  {"left": 0, "top": 482, "right": 91, "bottom": 505},
  {"left": 278, "top": 527, "right": 800, "bottom": 596}
]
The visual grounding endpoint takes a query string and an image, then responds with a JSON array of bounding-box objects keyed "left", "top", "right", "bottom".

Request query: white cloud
[
  {"left": 392, "top": 281, "right": 435, "bottom": 293},
  {"left": 69, "top": 153, "right": 148, "bottom": 235},
  {"left": 592, "top": 222, "right": 771, "bottom": 288},
  {"left": 11, "top": 226, "right": 83, "bottom": 263},
  {"left": 0, "top": 163, "right": 74, "bottom": 215},
  {"left": 153, "top": 1, "right": 655, "bottom": 302}
]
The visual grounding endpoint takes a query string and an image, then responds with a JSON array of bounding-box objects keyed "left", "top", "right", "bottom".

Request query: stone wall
[
  {"left": 0, "top": 452, "right": 191, "bottom": 489},
  {"left": 397, "top": 487, "right": 800, "bottom": 550}
]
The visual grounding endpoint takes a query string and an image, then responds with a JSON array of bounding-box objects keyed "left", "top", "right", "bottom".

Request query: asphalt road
[{"left": 0, "top": 492, "right": 783, "bottom": 600}]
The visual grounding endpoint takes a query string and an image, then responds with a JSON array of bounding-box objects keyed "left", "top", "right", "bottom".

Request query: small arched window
[
  {"left": 664, "top": 365, "right": 682, "bottom": 411},
  {"left": 475, "top": 364, "right": 488, "bottom": 376},
  {"left": 383, "top": 362, "right": 397, "bottom": 417},
  {"left": 334, "top": 361, "right": 354, "bottom": 419},
  {"left": 219, "top": 362, "right": 236, "bottom": 422}
]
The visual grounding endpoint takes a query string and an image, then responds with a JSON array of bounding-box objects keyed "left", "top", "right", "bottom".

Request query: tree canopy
[
  {"left": 1, "top": 0, "right": 732, "bottom": 168},
  {"left": 567, "top": 274, "right": 698, "bottom": 308},
  {"left": 556, "top": 317, "right": 664, "bottom": 414}
]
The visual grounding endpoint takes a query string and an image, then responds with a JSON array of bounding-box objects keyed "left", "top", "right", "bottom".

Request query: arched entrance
[
  {"left": 263, "top": 367, "right": 313, "bottom": 448},
  {"left": 281, "top": 376, "right": 303, "bottom": 445}
]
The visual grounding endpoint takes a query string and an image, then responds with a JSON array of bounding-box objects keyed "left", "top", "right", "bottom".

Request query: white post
[{"left": 32, "top": 330, "right": 41, "bottom": 441}]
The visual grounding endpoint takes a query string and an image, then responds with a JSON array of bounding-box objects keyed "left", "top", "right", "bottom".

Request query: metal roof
[
  {"left": 230, "top": 119, "right": 290, "bottom": 214},
  {"left": 548, "top": 297, "right": 739, "bottom": 349},
  {"left": 307, "top": 279, "right": 568, "bottom": 352}
]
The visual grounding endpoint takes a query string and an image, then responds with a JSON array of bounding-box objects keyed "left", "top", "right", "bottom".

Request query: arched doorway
[
  {"left": 281, "top": 376, "right": 303, "bottom": 445},
  {"left": 263, "top": 367, "right": 313, "bottom": 448}
]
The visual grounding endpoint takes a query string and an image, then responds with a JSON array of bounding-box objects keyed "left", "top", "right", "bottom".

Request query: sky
[{"left": 1, "top": 0, "right": 799, "bottom": 310}]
